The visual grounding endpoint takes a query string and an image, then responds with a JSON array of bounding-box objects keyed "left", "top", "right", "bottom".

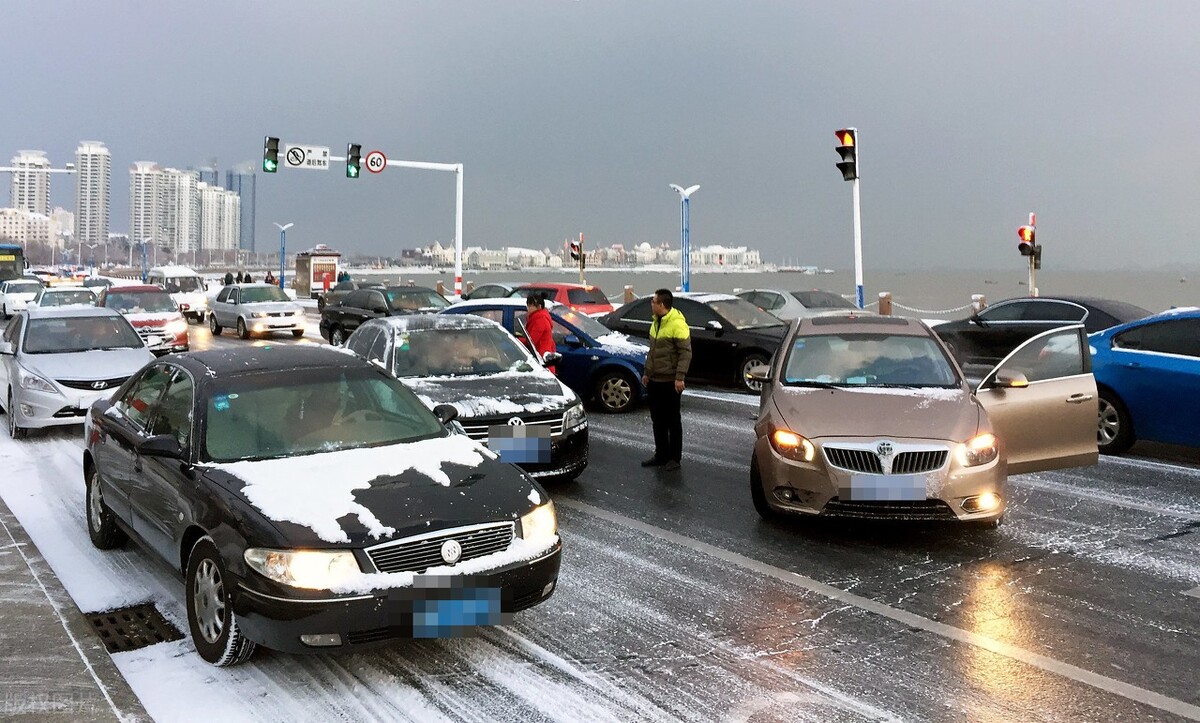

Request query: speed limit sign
[{"left": 364, "top": 150, "right": 387, "bottom": 174}]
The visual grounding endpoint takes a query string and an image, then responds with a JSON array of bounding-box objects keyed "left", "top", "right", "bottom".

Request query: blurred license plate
[
  {"left": 488, "top": 424, "right": 551, "bottom": 463},
  {"left": 412, "top": 588, "right": 501, "bottom": 638},
  {"left": 846, "top": 474, "right": 926, "bottom": 502}
]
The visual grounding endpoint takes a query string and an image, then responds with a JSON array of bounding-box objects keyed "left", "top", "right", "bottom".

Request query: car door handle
[
  {"left": 1066, "top": 393, "right": 1094, "bottom": 404},
  {"left": 1123, "top": 361, "right": 1141, "bottom": 368}
]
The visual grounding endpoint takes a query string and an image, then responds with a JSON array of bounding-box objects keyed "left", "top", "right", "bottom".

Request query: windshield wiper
[{"left": 783, "top": 380, "right": 841, "bottom": 389}]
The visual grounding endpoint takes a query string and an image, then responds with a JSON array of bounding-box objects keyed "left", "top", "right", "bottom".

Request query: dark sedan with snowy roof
[{"left": 82, "top": 345, "right": 561, "bottom": 666}]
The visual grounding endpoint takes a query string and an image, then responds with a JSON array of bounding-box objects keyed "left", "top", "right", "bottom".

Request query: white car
[
  {"left": 209, "top": 283, "right": 306, "bottom": 339},
  {"left": 33, "top": 285, "right": 98, "bottom": 308},
  {"left": 0, "top": 306, "right": 155, "bottom": 438},
  {"left": 147, "top": 265, "right": 208, "bottom": 323},
  {"left": 1, "top": 279, "right": 42, "bottom": 318}
]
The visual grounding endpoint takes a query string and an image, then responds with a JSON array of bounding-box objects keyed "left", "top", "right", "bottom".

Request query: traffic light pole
[
  {"left": 381, "top": 160, "right": 464, "bottom": 296},
  {"left": 852, "top": 177, "right": 864, "bottom": 309},
  {"left": 1028, "top": 254, "right": 1038, "bottom": 297}
]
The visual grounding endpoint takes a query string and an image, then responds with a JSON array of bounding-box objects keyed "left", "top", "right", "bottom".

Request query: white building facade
[
  {"left": 198, "top": 182, "right": 240, "bottom": 252},
  {"left": 129, "top": 161, "right": 164, "bottom": 248},
  {"left": 9, "top": 150, "right": 51, "bottom": 216},
  {"left": 0, "top": 208, "right": 50, "bottom": 247},
  {"left": 160, "top": 168, "right": 199, "bottom": 257},
  {"left": 74, "top": 141, "right": 111, "bottom": 247}
]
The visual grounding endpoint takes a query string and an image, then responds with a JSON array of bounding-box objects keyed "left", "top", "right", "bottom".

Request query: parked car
[
  {"left": 736, "top": 288, "right": 858, "bottom": 320},
  {"left": 601, "top": 292, "right": 788, "bottom": 393},
  {"left": 0, "top": 307, "right": 155, "bottom": 438},
  {"left": 97, "top": 285, "right": 189, "bottom": 355},
  {"left": 209, "top": 283, "right": 306, "bottom": 340},
  {"left": 443, "top": 298, "right": 648, "bottom": 413},
  {"left": 460, "top": 283, "right": 515, "bottom": 301},
  {"left": 316, "top": 279, "right": 384, "bottom": 311},
  {"left": 81, "top": 345, "right": 561, "bottom": 666},
  {"left": 81, "top": 277, "right": 114, "bottom": 291},
  {"left": 345, "top": 314, "right": 589, "bottom": 481},
  {"left": 320, "top": 285, "right": 449, "bottom": 346},
  {"left": 747, "top": 315, "right": 1097, "bottom": 526},
  {"left": 1088, "top": 307, "right": 1200, "bottom": 454},
  {"left": 510, "top": 283, "right": 614, "bottom": 316},
  {"left": 933, "top": 296, "right": 1151, "bottom": 369},
  {"left": 33, "top": 285, "right": 97, "bottom": 308},
  {"left": 1, "top": 278, "right": 43, "bottom": 318},
  {"left": 147, "top": 266, "right": 208, "bottom": 323}
]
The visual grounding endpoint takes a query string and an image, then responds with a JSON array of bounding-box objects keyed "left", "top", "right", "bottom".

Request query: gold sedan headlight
[
  {"left": 956, "top": 433, "right": 998, "bottom": 467},
  {"left": 769, "top": 427, "right": 815, "bottom": 462},
  {"left": 520, "top": 501, "right": 558, "bottom": 544}
]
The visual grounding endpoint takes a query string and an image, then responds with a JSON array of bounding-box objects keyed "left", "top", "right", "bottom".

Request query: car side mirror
[
  {"left": 562, "top": 334, "right": 583, "bottom": 348},
  {"left": 433, "top": 404, "right": 459, "bottom": 426},
  {"left": 137, "top": 434, "right": 184, "bottom": 459},
  {"left": 706, "top": 320, "right": 723, "bottom": 330},
  {"left": 746, "top": 364, "right": 772, "bottom": 384},
  {"left": 969, "top": 314, "right": 985, "bottom": 326},
  {"left": 992, "top": 370, "right": 1029, "bottom": 389},
  {"left": 542, "top": 351, "right": 563, "bottom": 366},
  {"left": 372, "top": 305, "right": 388, "bottom": 314}
]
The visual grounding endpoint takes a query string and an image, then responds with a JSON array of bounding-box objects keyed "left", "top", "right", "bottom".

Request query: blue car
[
  {"left": 1089, "top": 307, "right": 1200, "bottom": 454},
  {"left": 442, "top": 299, "right": 648, "bottom": 413}
]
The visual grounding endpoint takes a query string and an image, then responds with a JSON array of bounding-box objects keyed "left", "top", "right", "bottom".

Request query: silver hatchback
[{"left": 0, "top": 307, "right": 155, "bottom": 438}]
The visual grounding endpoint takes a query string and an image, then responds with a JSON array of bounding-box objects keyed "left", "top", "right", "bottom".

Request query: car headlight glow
[
  {"left": 251, "top": 311, "right": 268, "bottom": 318},
  {"left": 18, "top": 367, "right": 59, "bottom": 394},
  {"left": 769, "top": 427, "right": 815, "bottom": 462},
  {"left": 520, "top": 501, "right": 558, "bottom": 544},
  {"left": 563, "top": 403, "right": 587, "bottom": 432},
  {"left": 956, "top": 433, "right": 998, "bottom": 467},
  {"left": 243, "top": 548, "right": 361, "bottom": 589}
]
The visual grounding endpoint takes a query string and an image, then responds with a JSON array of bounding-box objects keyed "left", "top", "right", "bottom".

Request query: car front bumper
[
  {"left": 517, "top": 427, "right": 589, "bottom": 480},
  {"left": 753, "top": 435, "right": 1006, "bottom": 522},
  {"left": 10, "top": 386, "right": 115, "bottom": 430},
  {"left": 248, "top": 316, "right": 306, "bottom": 334},
  {"left": 232, "top": 544, "right": 561, "bottom": 654}
]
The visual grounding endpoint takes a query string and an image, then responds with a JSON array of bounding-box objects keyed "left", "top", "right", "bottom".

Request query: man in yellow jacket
[{"left": 640, "top": 289, "right": 693, "bottom": 471}]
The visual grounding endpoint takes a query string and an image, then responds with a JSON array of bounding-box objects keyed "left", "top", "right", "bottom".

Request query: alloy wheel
[
  {"left": 600, "top": 375, "right": 632, "bottom": 411},
  {"left": 1097, "top": 398, "right": 1121, "bottom": 446},
  {"left": 193, "top": 559, "right": 226, "bottom": 644},
  {"left": 88, "top": 473, "right": 103, "bottom": 531}
]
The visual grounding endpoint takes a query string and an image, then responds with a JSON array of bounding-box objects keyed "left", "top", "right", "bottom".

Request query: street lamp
[
  {"left": 669, "top": 184, "right": 700, "bottom": 293},
  {"left": 83, "top": 243, "right": 100, "bottom": 275},
  {"left": 273, "top": 222, "right": 293, "bottom": 290}
]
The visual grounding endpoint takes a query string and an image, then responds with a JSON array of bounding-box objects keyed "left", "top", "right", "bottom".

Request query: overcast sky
[{"left": 2, "top": 1, "right": 1197, "bottom": 270}]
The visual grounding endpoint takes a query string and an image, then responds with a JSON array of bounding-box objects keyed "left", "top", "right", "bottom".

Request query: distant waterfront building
[
  {"left": 198, "top": 182, "right": 240, "bottom": 252},
  {"left": 74, "top": 141, "right": 111, "bottom": 247},
  {"left": 197, "top": 166, "right": 219, "bottom": 188},
  {"left": 9, "top": 150, "right": 51, "bottom": 216},
  {"left": 0, "top": 207, "right": 50, "bottom": 246},
  {"left": 49, "top": 207, "right": 74, "bottom": 249},
  {"left": 129, "top": 161, "right": 164, "bottom": 248},
  {"left": 160, "top": 168, "right": 199, "bottom": 258},
  {"left": 225, "top": 169, "right": 255, "bottom": 252}
]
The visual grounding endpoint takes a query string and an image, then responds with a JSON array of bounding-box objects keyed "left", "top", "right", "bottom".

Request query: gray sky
[{"left": 2, "top": 1, "right": 1197, "bottom": 270}]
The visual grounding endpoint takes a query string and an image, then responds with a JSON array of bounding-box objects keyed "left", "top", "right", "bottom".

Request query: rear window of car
[
  {"left": 791, "top": 291, "right": 856, "bottom": 309},
  {"left": 163, "top": 276, "right": 203, "bottom": 293},
  {"left": 567, "top": 287, "right": 608, "bottom": 305},
  {"left": 5, "top": 281, "right": 40, "bottom": 294}
]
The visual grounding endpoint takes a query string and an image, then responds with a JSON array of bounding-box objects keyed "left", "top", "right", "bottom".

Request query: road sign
[
  {"left": 365, "top": 150, "right": 387, "bottom": 174},
  {"left": 284, "top": 144, "right": 331, "bottom": 170}
]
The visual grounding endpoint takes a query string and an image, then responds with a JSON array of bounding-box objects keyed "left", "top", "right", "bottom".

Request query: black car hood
[
  {"left": 401, "top": 371, "right": 574, "bottom": 419},
  {"left": 205, "top": 434, "right": 545, "bottom": 548}
]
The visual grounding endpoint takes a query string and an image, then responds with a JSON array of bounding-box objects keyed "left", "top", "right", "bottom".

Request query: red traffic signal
[
  {"left": 569, "top": 241, "right": 581, "bottom": 261},
  {"left": 834, "top": 128, "right": 857, "bottom": 182},
  {"left": 1017, "top": 225, "right": 1036, "bottom": 255}
]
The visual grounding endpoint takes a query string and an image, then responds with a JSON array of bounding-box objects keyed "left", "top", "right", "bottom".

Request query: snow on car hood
[
  {"left": 242, "top": 301, "right": 302, "bottom": 313},
  {"left": 593, "top": 332, "right": 648, "bottom": 359},
  {"left": 215, "top": 435, "right": 498, "bottom": 544},
  {"left": 402, "top": 369, "right": 576, "bottom": 418},
  {"left": 24, "top": 347, "right": 155, "bottom": 381},
  {"left": 772, "top": 385, "right": 981, "bottom": 441}
]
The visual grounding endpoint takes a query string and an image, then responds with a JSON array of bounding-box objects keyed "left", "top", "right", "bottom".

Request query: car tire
[
  {"left": 8, "top": 391, "right": 27, "bottom": 440},
  {"left": 1097, "top": 389, "right": 1135, "bottom": 455},
  {"left": 317, "top": 296, "right": 326, "bottom": 311},
  {"left": 236, "top": 318, "right": 250, "bottom": 340},
  {"left": 594, "top": 369, "right": 637, "bottom": 414},
  {"left": 185, "top": 537, "right": 257, "bottom": 667},
  {"left": 86, "top": 467, "right": 127, "bottom": 549},
  {"left": 291, "top": 329, "right": 304, "bottom": 338},
  {"left": 738, "top": 353, "right": 770, "bottom": 394},
  {"left": 209, "top": 313, "right": 222, "bottom": 336},
  {"left": 330, "top": 326, "right": 346, "bottom": 347},
  {"left": 750, "top": 457, "right": 778, "bottom": 521}
]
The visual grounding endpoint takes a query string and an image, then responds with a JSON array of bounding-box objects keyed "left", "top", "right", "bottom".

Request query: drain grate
[{"left": 86, "top": 603, "right": 184, "bottom": 654}]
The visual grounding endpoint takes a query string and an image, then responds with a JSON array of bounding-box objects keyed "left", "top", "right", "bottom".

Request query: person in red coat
[{"left": 525, "top": 293, "right": 557, "bottom": 374}]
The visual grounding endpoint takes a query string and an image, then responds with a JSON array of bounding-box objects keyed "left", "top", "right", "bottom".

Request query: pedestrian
[
  {"left": 244, "top": 273, "right": 254, "bottom": 283},
  {"left": 264, "top": 270, "right": 276, "bottom": 285},
  {"left": 223, "top": 271, "right": 234, "bottom": 286},
  {"left": 322, "top": 271, "right": 332, "bottom": 293},
  {"left": 640, "top": 289, "right": 692, "bottom": 471},
  {"left": 235, "top": 271, "right": 244, "bottom": 283},
  {"left": 525, "top": 292, "right": 556, "bottom": 374}
]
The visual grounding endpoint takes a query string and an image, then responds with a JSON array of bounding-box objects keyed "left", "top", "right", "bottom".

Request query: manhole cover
[{"left": 86, "top": 603, "right": 184, "bottom": 654}]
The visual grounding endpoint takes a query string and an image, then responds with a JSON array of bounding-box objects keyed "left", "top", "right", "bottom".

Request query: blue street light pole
[
  {"left": 273, "top": 222, "right": 293, "bottom": 290},
  {"left": 669, "top": 184, "right": 700, "bottom": 293}
]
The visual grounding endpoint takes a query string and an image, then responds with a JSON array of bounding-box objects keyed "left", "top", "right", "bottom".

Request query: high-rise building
[
  {"left": 49, "top": 207, "right": 74, "bottom": 250},
  {"left": 129, "top": 161, "right": 164, "bottom": 248},
  {"left": 198, "top": 182, "right": 242, "bottom": 253},
  {"left": 197, "top": 166, "right": 219, "bottom": 188},
  {"left": 74, "top": 141, "right": 111, "bottom": 247},
  {"left": 9, "top": 150, "right": 51, "bottom": 216},
  {"left": 225, "top": 169, "right": 255, "bottom": 252},
  {"left": 160, "top": 168, "right": 199, "bottom": 258},
  {"left": 0, "top": 207, "right": 50, "bottom": 247}
]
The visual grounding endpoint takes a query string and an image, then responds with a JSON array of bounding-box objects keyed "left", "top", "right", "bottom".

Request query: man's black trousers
[{"left": 647, "top": 380, "right": 683, "bottom": 463}]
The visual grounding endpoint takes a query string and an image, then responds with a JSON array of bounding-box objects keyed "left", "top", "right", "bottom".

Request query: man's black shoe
[
  {"left": 641, "top": 457, "right": 666, "bottom": 467},
  {"left": 663, "top": 460, "right": 681, "bottom": 471}
]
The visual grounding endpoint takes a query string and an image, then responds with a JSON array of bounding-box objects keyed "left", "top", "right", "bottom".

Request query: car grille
[
  {"left": 458, "top": 411, "right": 565, "bottom": 441},
  {"left": 133, "top": 327, "right": 166, "bottom": 343},
  {"left": 57, "top": 376, "right": 128, "bottom": 391},
  {"left": 821, "top": 497, "right": 958, "bottom": 521},
  {"left": 366, "top": 522, "right": 514, "bottom": 574},
  {"left": 823, "top": 447, "right": 948, "bottom": 474}
]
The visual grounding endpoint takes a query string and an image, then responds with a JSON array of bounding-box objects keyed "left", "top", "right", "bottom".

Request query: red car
[
  {"left": 510, "top": 282, "right": 614, "bottom": 316},
  {"left": 96, "top": 285, "right": 189, "bottom": 354}
]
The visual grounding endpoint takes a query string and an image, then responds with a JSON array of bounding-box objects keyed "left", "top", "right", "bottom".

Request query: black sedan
[
  {"left": 600, "top": 292, "right": 788, "bottom": 392},
  {"left": 319, "top": 285, "right": 448, "bottom": 345},
  {"left": 933, "top": 295, "right": 1151, "bottom": 368},
  {"left": 316, "top": 280, "right": 383, "bottom": 311},
  {"left": 82, "top": 346, "right": 561, "bottom": 666}
]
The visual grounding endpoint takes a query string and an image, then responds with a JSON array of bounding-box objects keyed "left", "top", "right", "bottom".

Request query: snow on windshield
[{"left": 219, "top": 435, "right": 497, "bottom": 543}]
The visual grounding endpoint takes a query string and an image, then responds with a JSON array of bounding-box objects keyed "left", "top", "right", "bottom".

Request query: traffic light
[
  {"left": 263, "top": 136, "right": 279, "bottom": 173},
  {"left": 569, "top": 240, "right": 581, "bottom": 261},
  {"left": 1017, "top": 225, "right": 1036, "bottom": 255},
  {"left": 346, "top": 143, "right": 361, "bottom": 178},
  {"left": 835, "top": 128, "right": 857, "bottom": 181}
]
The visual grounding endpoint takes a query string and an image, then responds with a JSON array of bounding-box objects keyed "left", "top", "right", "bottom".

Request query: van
[{"left": 147, "top": 265, "right": 208, "bottom": 323}]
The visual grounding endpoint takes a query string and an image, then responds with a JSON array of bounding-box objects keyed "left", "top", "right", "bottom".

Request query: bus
[{"left": 0, "top": 244, "right": 26, "bottom": 283}]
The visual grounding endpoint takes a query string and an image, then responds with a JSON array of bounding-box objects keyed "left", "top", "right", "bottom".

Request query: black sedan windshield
[
  {"left": 25, "top": 316, "right": 144, "bottom": 353},
  {"left": 203, "top": 367, "right": 444, "bottom": 462},
  {"left": 386, "top": 289, "right": 448, "bottom": 312},
  {"left": 392, "top": 327, "right": 531, "bottom": 377},
  {"left": 707, "top": 298, "right": 785, "bottom": 330},
  {"left": 784, "top": 333, "right": 958, "bottom": 388}
]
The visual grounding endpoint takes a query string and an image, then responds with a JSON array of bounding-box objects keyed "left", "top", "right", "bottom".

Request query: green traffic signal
[
  {"left": 346, "top": 164, "right": 359, "bottom": 178},
  {"left": 263, "top": 158, "right": 278, "bottom": 173}
]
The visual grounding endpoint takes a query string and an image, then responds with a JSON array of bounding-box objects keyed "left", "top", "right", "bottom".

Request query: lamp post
[
  {"left": 669, "top": 184, "right": 700, "bottom": 293},
  {"left": 273, "top": 222, "right": 293, "bottom": 290},
  {"left": 83, "top": 243, "right": 100, "bottom": 275}
]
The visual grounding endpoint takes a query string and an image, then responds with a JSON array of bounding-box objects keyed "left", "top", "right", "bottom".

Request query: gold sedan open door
[{"left": 975, "top": 325, "right": 1099, "bottom": 474}]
